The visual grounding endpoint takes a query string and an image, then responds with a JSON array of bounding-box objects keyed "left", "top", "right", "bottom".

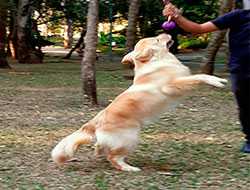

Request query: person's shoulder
[
  {"left": 211, "top": 9, "right": 250, "bottom": 30},
  {"left": 241, "top": 9, "right": 250, "bottom": 17},
  {"left": 225, "top": 9, "right": 244, "bottom": 16},
  {"left": 211, "top": 10, "right": 241, "bottom": 29},
  {"left": 233, "top": 9, "right": 250, "bottom": 23},
  {"left": 230, "top": 9, "right": 250, "bottom": 16}
]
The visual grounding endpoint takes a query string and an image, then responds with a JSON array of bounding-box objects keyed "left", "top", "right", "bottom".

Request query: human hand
[{"left": 162, "top": 3, "right": 181, "bottom": 20}]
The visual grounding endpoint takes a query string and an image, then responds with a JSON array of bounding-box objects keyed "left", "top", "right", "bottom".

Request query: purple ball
[{"left": 162, "top": 21, "right": 176, "bottom": 30}]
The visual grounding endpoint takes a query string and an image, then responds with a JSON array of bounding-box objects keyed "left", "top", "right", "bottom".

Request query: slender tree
[
  {"left": 0, "top": 0, "right": 11, "bottom": 68},
  {"left": 202, "top": 0, "right": 234, "bottom": 74},
  {"left": 81, "top": 0, "right": 98, "bottom": 105},
  {"left": 125, "top": 0, "right": 141, "bottom": 52}
]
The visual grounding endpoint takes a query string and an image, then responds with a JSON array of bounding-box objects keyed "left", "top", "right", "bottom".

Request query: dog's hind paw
[{"left": 121, "top": 166, "right": 141, "bottom": 172}]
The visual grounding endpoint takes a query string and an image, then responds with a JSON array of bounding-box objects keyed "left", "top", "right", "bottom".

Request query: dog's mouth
[{"left": 166, "top": 40, "right": 174, "bottom": 49}]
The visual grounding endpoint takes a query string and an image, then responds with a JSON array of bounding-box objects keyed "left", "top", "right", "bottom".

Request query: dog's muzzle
[{"left": 167, "top": 40, "right": 174, "bottom": 49}]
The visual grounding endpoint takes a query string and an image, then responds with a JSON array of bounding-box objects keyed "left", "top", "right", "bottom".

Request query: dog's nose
[{"left": 167, "top": 40, "right": 174, "bottom": 48}]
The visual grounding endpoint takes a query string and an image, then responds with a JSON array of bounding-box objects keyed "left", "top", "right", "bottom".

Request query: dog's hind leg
[
  {"left": 107, "top": 148, "right": 141, "bottom": 172},
  {"left": 51, "top": 122, "right": 95, "bottom": 165},
  {"left": 96, "top": 127, "right": 140, "bottom": 171},
  {"left": 94, "top": 143, "right": 106, "bottom": 158}
]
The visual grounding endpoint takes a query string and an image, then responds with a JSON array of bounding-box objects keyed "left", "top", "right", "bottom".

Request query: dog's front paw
[{"left": 208, "top": 77, "right": 227, "bottom": 88}]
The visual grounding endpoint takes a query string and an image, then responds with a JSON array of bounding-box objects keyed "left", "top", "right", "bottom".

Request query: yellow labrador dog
[{"left": 51, "top": 34, "right": 227, "bottom": 171}]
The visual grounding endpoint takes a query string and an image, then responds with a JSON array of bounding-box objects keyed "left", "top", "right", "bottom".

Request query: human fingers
[
  {"left": 162, "top": 3, "right": 178, "bottom": 17},
  {"left": 162, "top": 4, "right": 181, "bottom": 19}
]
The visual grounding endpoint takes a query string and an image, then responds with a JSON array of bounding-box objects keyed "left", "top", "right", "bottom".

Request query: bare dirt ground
[{"left": 0, "top": 51, "right": 249, "bottom": 190}]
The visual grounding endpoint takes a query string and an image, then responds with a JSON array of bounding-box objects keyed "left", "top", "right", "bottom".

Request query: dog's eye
[{"left": 156, "top": 39, "right": 160, "bottom": 42}]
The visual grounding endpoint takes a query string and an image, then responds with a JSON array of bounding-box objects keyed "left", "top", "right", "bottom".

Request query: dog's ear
[
  {"left": 134, "top": 48, "right": 153, "bottom": 63},
  {"left": 121, "top": 51, "right": 134, "bottom": 64}
]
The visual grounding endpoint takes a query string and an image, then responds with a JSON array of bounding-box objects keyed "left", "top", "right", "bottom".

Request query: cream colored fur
[{"left": 51, "top": 34, "right": 227, "bottom": 171}]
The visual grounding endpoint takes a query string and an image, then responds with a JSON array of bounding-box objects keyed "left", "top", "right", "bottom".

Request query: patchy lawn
[{"left": 0, "top": 53, "right": 249, "bottom": 190}]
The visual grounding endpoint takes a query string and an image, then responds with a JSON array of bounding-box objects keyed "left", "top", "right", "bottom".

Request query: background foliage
[{"left": 31, "top": 0, "right": 220, "bottom": 40}]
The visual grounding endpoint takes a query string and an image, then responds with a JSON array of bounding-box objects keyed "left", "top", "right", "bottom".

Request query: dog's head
[{"left": 121, "top": 34, "right": 174, "bottom": 66}]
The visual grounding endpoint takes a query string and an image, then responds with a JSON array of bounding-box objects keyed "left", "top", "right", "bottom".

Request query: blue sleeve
[{"left": 211, "top": 9, "right": 244, "bottom": 30}]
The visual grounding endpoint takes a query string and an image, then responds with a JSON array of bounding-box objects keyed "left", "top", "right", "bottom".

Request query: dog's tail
[{"left": 51, "top": 122, "right": 95, "bottom": 165}]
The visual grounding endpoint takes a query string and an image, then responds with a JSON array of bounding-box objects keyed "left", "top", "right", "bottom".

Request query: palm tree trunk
[
  {"left": 202, "top": 0, "right": 234, "bottom": 74},
  {"left": 81, "top": 0, "right": 98, "bottom": 105},
  {"left": 125, "top": 0, "right": 141, "bottom": 52}
]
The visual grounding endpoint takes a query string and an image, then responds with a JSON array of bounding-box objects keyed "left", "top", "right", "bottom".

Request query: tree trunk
[
  {"left": 202, "top": 30, "right": 228, "bottom": 74},
  {"left": 81, "top": 0, "right": 98, "bottom": 105},
  {"left": 7, "top": 2, "right": 19, "bottom": 59},
  {"left": 64, "top": 18, "right": 73, "bottom": 49},
  {"left": 202, "top": 0, "right": 234, "bottom": 74},
  {"left": 0, "top": 1, "right": 11, "bottom": 68},
  {"left": 63, "top": 28, "right": 86, "bottom": 59},
  {"left": 224, "top": 39, "right": 230, "bottom": 71},
  {"left": 17, "top": 0, "right": 43, "bottom": 64},
  {"left": 125, "top": 0, "right": 141, "bottom": 52},
  {"left": 63, "top": 0, "right": 73, "bottom": 49}
]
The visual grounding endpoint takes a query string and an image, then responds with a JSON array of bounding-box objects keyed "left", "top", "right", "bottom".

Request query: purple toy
[
  {"left": 162, "top": 0, "right": 176, "bottom": 31},
  {"left": 162, "top": 20, "right": 176, "bottom": 31}
]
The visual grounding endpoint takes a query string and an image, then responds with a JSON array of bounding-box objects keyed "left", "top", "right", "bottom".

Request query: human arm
[
  {"left": 174, "top": 16, "right": 219, "bottom": 34},
  {"left": 162, "top": 3, "right": 220, "bottom": 34}
]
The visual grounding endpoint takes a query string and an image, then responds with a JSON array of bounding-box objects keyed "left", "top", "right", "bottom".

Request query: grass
[{"left": 0, "top": 52, "right": 249, "bottom": 190}]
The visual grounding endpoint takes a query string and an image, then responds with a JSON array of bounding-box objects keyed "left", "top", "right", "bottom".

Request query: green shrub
[
  {"left": 45, "top": 35, "right": 64, "bottom": 45},
  {"left": 98, "top": 32, "right": 126, "bottom": 48},
  {"left": 178, "top": 35, "right": 209, "bottom": 49},
  {"left": 99, "top": 32, "right": 108, "bottom": 46},
  {"left": 113, "top": 35, "right": 126, "bottom": 48}
]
